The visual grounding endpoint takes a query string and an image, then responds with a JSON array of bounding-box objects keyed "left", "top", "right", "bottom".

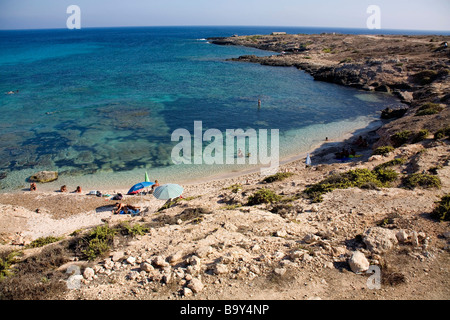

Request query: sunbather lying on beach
[{"left": 113, "top": 203, "right": 140, "bottom": 215}]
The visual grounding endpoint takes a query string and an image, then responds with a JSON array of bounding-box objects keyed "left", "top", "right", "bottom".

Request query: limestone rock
[
  {"left": 126, "top": 256, "right": 136, "bottom": 265},
  {"left": 29, "top": 171, "right": 58, "bottom": 183},
  {"left": 303, "top": 233, "right": 320, "bottom": 244},
  {"left": 348, "top": 251, "right": 370, "bottom": 274},
  {"left": 140, "top": 262, "right": 154, "bottom": 272},
  {"left": 152, "top": 255, "right": 170, "bottom": 268},
  {"left": 274, "top": 268, "right": 286, "bottom": 276},
  {"left": 196, "top": 245, "right": 213, "bottom": 258},
  {"left": 363, "top": 227, "right": 398, "bottom": 253},
  {"left": 396, "top": 230, "right": 409, "bottom": 243},
  {"left": 212, "top": 263, "right": 228, "bottom": 275},
  {"left": 111, "top": 251, "right": 125, "bottom": 262},
  {"left": 83, "top": 267, "right": 95, "bottom": 280},
  {"left": 183, "top": 287, "right": 193, "bottom": 297},
  {"left": 168, "top": 251, "right": 184, "bottom": 265},
  {"left": 187, "top": 278, "right": 204, "bottom": 293}
]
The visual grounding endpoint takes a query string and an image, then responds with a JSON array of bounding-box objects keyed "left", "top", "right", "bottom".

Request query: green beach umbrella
[
  {"left": 145, "top": 171, "right": 150, "bottom": 182},
  {"left": 153, "top": 184, "right": 184, "bottom": 200}
]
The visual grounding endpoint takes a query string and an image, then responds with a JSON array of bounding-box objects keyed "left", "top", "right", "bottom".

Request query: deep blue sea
[{"left": 0, "top": 26, "right": 411, "bottom": 191}]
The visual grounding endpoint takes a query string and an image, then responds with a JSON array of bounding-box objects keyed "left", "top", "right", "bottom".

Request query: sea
[{"left": 0, "top": 26, "right": 436, "bottom": 192}]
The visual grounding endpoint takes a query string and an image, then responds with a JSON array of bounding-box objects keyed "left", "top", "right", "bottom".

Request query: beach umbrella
[
  {"left": 145, "top": 171, "right": 150, "bottom": 182},
  {"left": 153, "top": 183, "right": 184, "bottom": 200},
  {"left": 127, "top": 181, "right": 155, "bottom": 195},
  {"left": 306, "top": 153, "right": 312, "bottom": 167}
]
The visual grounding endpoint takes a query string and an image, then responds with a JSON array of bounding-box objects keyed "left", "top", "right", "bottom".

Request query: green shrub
[
  {"left": 415, "top": 103, "right": 444, "bottom": 116},
  {"left": 158, "top": 197, "right": 181, "bottom": 211},
  {"left": 430, "top": 194, "right": 450, "bottom": 221},
  {"left": 247, "top": 189, "right": 282, "bottom": 205},
  {"left": 226, "top": 184, "right": 242, "bottom": 193},
  {"left": 322, "top": 48, "right": 333, "bottom": 53},
  {"left": 412, "top": 129, "right": 430, "bottom": 143},
  {"left": 304, "top": 169, "right": 388, "bottom": 202},
  {"left": 391, "top": 130, "right": 412, "bottom": 147},
  {"left": 0, "top": 251, "right": 20, "bottom": 280},
  {"left": 263, "top": 172, "right": 294, "bottom": 183},
  {"left": 373, "top": 158, "right": 406, "bottom": 171},
  {"left": 119, "top": 222, "right": 149, "bottom": 237},
  {"left": 404, "top": 173, "right": 441, "bottom": 189},
  {"left": 372, "top": 146, "right": 394, "bottom": 156},
  {"left": 434, "top": 126, "right": 450, "bottom": 140},
  {"left": 413, "top": 70, "right": 439, "bottom": 85},
  {"left": 81, "top": 224, "right": 117, "bottom": 261},
  {"left": 27, "top": 236, "right": 63, "bottom": 249},
  {"left": 374, "top": 168, "right": 399, "bottom": 183}
]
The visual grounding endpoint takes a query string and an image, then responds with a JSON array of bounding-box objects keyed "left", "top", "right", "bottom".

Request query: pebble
[{"left": 187, "top": 278, "right": 204, "bottom": 293}]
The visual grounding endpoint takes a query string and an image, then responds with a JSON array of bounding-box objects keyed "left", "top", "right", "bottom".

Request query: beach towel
[{"left": 118, "top": 209, "right": 140, "bottom": 216}]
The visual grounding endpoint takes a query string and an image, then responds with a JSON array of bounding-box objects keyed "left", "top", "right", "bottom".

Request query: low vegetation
[
  {"left": 225, "top": 184, "right": 242, "bottom": 193},
  {"left": 431, "top": 194, "right": 450, "bottom": 221},
  {"left": 434, "top": 126, "right": 450, "bottom": 140},
  {"left": 412, "top": 129, "right": 429, "bottom": 143},
  {"left": 27, "top": 236, "right": 63, "bottom": 249},
  {"left": 415, "top": 103, "right": 444, "bottom": 116},
  {"left": 304, "top": 168, "right": 397, "bottom": 203},
  {"left": 391, "top": 130, "right": 412, "bottom": 148},
  {"left": 372, "top": 146, "right": 394, "bottom": 156},
  {"left": 403, "top": 173, "right": 441, "bottom": 190},
  {"left": 373, "top": 158, "right": 406, "bottom": 171},
  {"left": 247, "top": 188, "right": 282, "bottom": 205},
  {"left": 0, "top": 251, "right": 20, "bottom": 280},
  {"left": 263, "top": 172, "right": 294, "bottom": 183}
]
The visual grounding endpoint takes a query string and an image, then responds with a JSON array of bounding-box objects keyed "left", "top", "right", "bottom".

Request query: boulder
[
  {"left": 126, "top": 256, "right": 136, "bottom": 265},
  {"left": 111, "top": 251, "right": 125, "bottom": 262},
  {"left": 140, "top": 262, "right": 154, "bottom": 272},
  {"left": 83, "top": 267, "right": 95, "bottom": 280},
  {"left": 187, "top": 278, "right": 204, "bottom": 293},
  {"left": 348, "top": 251, "right": 370, "bottom": 274},
  {"left": 29, "top": 171, "right": 58, "bottom": 183},
  {"left": 363, "top": 227, "right": 398, "bottom": 253},
  {"left": 212, "top": 263, "right": 228, "bottom": 275},
  {"left": 196, "top": 246, "right": 213, "bottom": 258},
  {"left": 152, "top": 255, "right": 170, "bottom": 268},
  {"left": 396, "top": 230, "right": 409, "bottom": 243},
  {"left": 303, "top": 233, "right": 320, "bottom": 244}
]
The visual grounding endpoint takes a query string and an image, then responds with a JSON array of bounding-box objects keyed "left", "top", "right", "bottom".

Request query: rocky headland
[{"left": 209, "top": 33, "right": 450, "bottom": 147}]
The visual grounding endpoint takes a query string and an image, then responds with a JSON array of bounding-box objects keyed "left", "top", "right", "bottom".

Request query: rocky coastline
[{"left": 209, "top": 33, "right": 450, "bottom": 148}]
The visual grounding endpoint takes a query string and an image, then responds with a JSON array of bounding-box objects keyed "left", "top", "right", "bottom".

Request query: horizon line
[{"left": 1, "top": 24, "right": 450, "bottom": 34}]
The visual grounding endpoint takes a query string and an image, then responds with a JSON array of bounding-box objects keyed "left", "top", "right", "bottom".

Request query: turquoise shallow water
[{"left": 0, "top": 26, "right": 405, "bottom": 191}]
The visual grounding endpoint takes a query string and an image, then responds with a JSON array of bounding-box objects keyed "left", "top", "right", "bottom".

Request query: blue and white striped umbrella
[{"left": 153, "top": 184, "right": 184, "bottom": 200}]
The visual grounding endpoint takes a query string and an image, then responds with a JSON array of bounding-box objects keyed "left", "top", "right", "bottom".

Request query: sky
[{"left": 0, "top": 0, "right": 449, "bottom": 31}]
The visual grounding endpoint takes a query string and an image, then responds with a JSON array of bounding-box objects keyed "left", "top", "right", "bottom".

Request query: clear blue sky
[{"left": 1, "top": 0, "right": 449, "bottom": 31}]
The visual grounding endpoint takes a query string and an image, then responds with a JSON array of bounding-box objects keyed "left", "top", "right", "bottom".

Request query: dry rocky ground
[
  {"left": 0, "top": 139, "right": 449, "bottom": 301},
  {"left": 0, "top": 33, "right": 449, "bottom": 301}
]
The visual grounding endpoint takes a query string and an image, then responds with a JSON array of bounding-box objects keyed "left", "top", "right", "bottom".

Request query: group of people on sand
[
  {"left": 28, "top": 183, "right": 81, "bottom": 193},
  {"left": 59, "top": 185, "right": 82, "bottom": 193}
]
